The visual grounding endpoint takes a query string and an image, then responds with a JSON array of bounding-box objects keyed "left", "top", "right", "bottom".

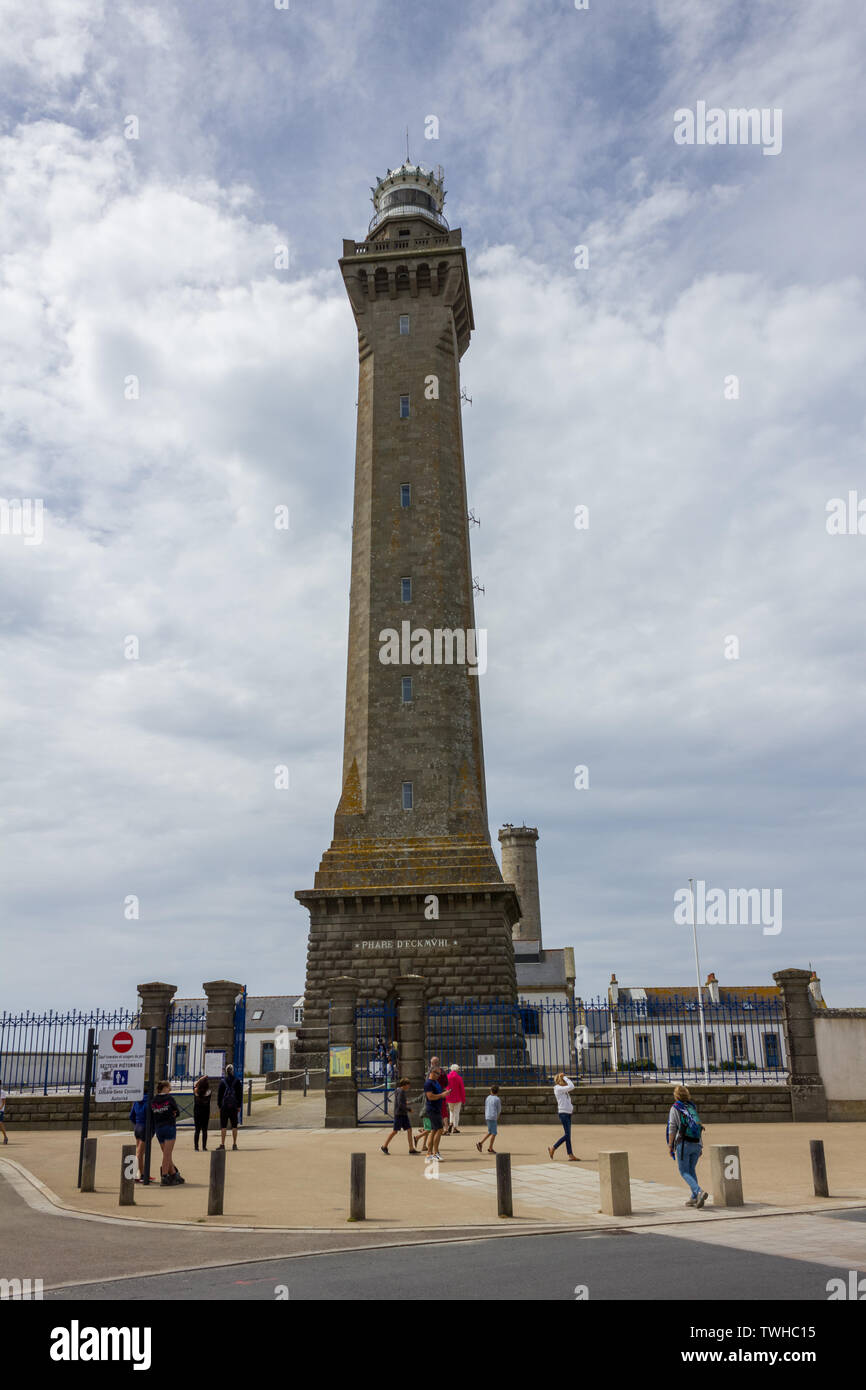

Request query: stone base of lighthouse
[{"left": 291, "top": 883, "right": 522, "bottom": 1086}]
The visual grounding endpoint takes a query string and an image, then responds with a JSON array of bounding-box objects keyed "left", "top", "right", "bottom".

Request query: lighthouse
[{"left": 293, "top": 162, "right": 522, "bottom": 1100}]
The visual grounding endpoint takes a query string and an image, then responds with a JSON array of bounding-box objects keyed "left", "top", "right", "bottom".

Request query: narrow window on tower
[
  {"left": 401, "top": 676, "right": 413, "bottom": 703},
  {"left": 399, "top": 314, "right": 410, "bottom": 335},
  {"left": 400, "top": 484, "right": 411, "bottom": 508},
  {"left": 402, "top": 781, "right": 414, "bottom": 810},
  {"left": 401, "top": 577, "right": 412, "bottom": 602},
  {"left": 399, "top": 394, "right": 410, "bottom": 419}
]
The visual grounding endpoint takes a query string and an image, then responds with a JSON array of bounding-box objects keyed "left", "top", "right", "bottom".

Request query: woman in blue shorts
[{"left": 150, "top": 1081, "right": 184, "bottom": 1186}]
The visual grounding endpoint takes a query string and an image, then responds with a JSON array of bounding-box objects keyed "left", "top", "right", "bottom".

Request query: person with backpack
[
  {"left": 128, "top": 1092, "right": 149, "bottom": 1179},
  {"left": 192, "top": 1075, "right": 211, "bottom": 1151},
  {"left": 667, "top": 1084, "right": 708, "bottom": 1208},
  {"left": 218, "top": 1065, "right": 242, "bottom": 1150},
  {"left": 150, "top": 1081, "right": 184, "bottom": 1186}
]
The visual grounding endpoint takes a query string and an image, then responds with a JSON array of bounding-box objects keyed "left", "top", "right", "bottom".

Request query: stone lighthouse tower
[
  {"left": 498, "top": 825, "right": 542, "bottom": 944},
  {"left": 294, "top": 162, "right": 521, "bottom": 1081}
]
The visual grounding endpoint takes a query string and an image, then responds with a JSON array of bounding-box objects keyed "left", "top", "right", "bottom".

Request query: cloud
[{"left": 2, "top": 0, "right": 865, "bottom": 1009}]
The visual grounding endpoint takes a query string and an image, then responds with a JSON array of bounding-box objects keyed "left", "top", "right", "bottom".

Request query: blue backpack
[
  {"left": 674, "top": 1099, "right": 703, "bottom": 1142},
  {"left": 129, "top": 1098, "right": 148, "bottom": 1127}
]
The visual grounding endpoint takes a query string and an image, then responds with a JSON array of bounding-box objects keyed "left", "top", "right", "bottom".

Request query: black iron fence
[
  {"left": 419, "top": 994, "right": 789, "bottom": 1087},
  {"left": 0, "top": 1009, "right": 138, "bottom": 1093}
]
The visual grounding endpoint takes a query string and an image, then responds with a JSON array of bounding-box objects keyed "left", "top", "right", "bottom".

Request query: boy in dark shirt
[{"left": 380, "top": 1077, "right": 417, "bottom": 1154}]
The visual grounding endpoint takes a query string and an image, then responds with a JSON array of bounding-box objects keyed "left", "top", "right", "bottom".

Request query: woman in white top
[{"left": 548, "top": 1072, "right": 578, "bottom": 1161}]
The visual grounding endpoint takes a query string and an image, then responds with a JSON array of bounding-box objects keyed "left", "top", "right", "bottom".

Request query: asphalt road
[{"left": 45, "top": 1229, "right": 838, "bottom": 1301}]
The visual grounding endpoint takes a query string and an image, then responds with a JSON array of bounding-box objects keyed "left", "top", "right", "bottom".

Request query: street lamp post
[{"left": 689, "top": 878, "right": 710, "bottom": 1085}]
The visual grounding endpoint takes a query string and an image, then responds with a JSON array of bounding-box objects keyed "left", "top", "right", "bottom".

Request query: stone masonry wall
[
  {"left": 459, "top": 1085, "right": 793, "bottom": 1125},
  {"left": 5, "top": 1095, "right": 131, "bottom": 1130}
]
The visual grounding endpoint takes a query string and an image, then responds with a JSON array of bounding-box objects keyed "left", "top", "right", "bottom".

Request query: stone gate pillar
[
  {"left": 395, "top": 974, "right": 426, "bottom": 1085},
  {"left": 137, "top": 981, "right": 177, "bottom": 1082},
  {"left": 326, "top": 976, "right": 359, "bottom": 1129},
  {"left": 773, "top": 968, "right": 828, "bottom": 1122},
  {"left": 203, "top": 979, "right": 244, "bottom": 1085}
]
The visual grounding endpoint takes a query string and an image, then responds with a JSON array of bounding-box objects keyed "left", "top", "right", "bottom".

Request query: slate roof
[
  {"left": 170, "top": 995, "right": 301, "bottom": 1031},
  {"left": 516, "top": 948, "right": 570, "bottom": 990}
]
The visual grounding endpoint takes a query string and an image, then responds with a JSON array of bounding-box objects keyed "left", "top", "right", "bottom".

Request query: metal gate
[
  {"left": 165, "top": 1002, "right": 207, "bottom": 1085},
  {"left": 354, "top": 1000, "right": 398, "bottom": 1125}
]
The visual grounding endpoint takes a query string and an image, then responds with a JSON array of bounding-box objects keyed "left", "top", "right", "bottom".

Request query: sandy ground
[{"left": 3, "top": 1100, "right": 864, "bottom": 1232}]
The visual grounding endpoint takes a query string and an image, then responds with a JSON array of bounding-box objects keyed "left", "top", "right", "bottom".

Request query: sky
[{"left": 1, "top": 0, "right": 865, "bottom": 1011}]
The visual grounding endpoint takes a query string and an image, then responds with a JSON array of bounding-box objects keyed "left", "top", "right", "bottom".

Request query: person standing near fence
[
  {"left": 151, "top": 1081, "right": 184, "bottom": 1185},
  {"left": 218, "top": 1064, "right": 242, "bottom": 1150},
  {"left": 0, "top": 1081, "right": 8, "bottom": 1145},
  {"left": 128, "top": 1092, "right": 149, "bottom": 1178},
  {"left": 445, "top": 1064, "right": 465, "bottom": 1134},
  {"left": 192, "top": 1074, "right": 211, "bottom": 1152},
  {"left": 667, "top": 1084, "right": 708, "bottom": 1208},
  {"left": 548, "top": 1072, "right": 579, "bottom": 1161}
]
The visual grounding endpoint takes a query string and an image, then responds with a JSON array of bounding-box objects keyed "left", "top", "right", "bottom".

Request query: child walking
[
  {"left": 476, "top": 1084, "right": 501, "bottom": 1154},
  {"left": 381, "top": 1078, "right": 418, "bottom": 1154}
]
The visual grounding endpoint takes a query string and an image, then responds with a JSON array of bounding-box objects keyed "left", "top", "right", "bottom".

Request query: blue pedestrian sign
[{"left": 113, "top": 1069, "right": 129, "bottom": 1086}]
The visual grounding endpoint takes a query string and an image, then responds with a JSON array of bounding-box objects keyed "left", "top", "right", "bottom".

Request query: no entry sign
[{"left": 95, "top": 1029, "right": 147, "bottom": 1102}]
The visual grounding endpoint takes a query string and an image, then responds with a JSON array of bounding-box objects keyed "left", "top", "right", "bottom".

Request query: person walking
[
  {"left": 475, "top": 1084, "right": 501, "bottom": 1154},
  {"left": 218, "top": 1065, "right": 242, "bottom": 1150},
  {"left": 667, "top": 1084, "right": 708, "bottom": 1207},
  {"left": 381, "top": 1078, "right": 417, "bottom": 1154},
  {"left": 423, "top": 1067, "right": 451, "bottom": 1161},
  {"left": 150, "top": 1081, "right": 184, "bottom": 1185},
  {"left": 128, "top": 1092, "right": 149, "bottom": 1179},
  {"left": 445, "top": 1064, "right": 466, "bottom": 1134},
  {"left": 0, "top": 1082, "right": 8, "bottom": 1144},
  {"left": 192, "top": 1074, "right": 211, "bottom": 1151},
  {"left": 548, "top": 1072, "right": 579, "bottom": 1161},
  {"left": 429, "top": 1056, "right": 450, "bottom": 1136},
  {"left": 414, "top": 1081, "right": 432, "bottom": 1153}
]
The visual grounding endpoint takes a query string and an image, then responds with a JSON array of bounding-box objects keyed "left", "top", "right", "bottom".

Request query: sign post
[
  {"left": 94, "top": 1028, "right": 147, "bottom": 1103},
  {"left": 76, "top": 1028, "right": 96, "bottom": 1189},
  {"left": 142, "top": 1028, "right": 157, "bottom": 1185}
]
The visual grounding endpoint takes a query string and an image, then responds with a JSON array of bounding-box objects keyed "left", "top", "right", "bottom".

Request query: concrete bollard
[
  {"left": 119, "top": 1144, "right": 136, "bottom": 1206},
  {"left": 80, "top": 1137, "right": 98, "bottom": 1193},
  {"left": 810, "top": 1139, "right": 829, "bottom": 1197},
  {"left": 496, "top": 1152, "right": 513, "bottom": 1218},
  {"left": 598, "top": 1151, "right": 631, "bottom": 1216},
  {"left": 349, "top": 1152, "right": 366, "bottom": 1221},
  {"left": 208, "top": 1146, "right": 226, "bottom": 1216},
  {"left": 710, "top": 1144, "right": 743, "bottom": 1207}
]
